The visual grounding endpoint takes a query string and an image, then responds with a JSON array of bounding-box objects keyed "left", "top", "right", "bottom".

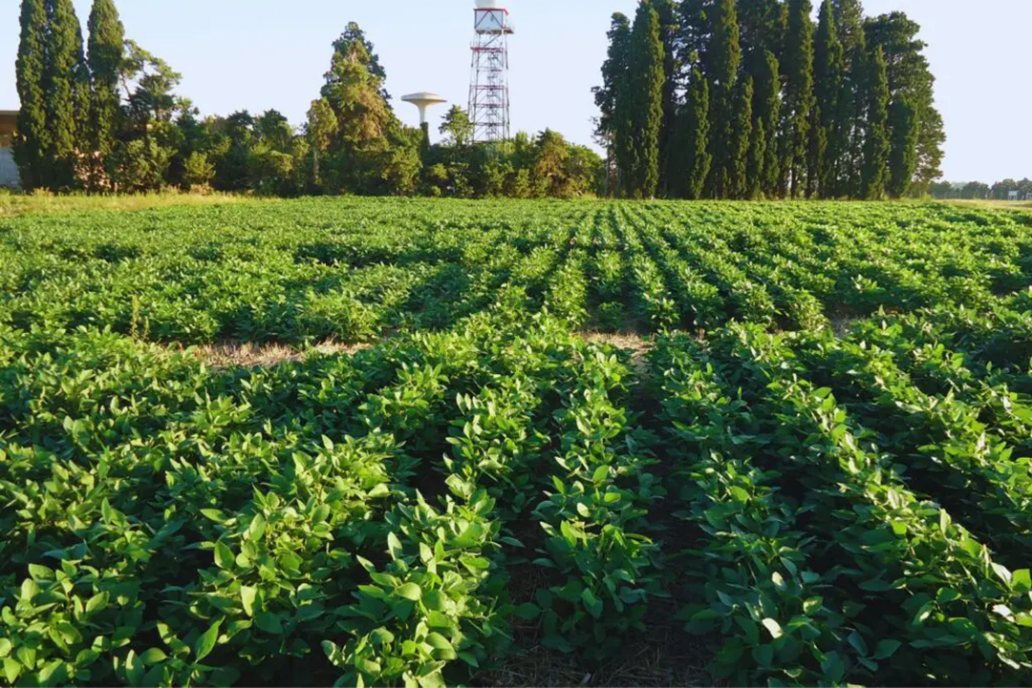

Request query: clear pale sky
[{"left": 1, "top": 0, "right": 1029, "bottom": 182}]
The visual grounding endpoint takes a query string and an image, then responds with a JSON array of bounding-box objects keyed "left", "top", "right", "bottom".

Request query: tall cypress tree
[
  {"left": 729, "top": 76, "right": 754, "bottom": 199},
  {"left": 595, "top": 13, "right": 632, "bottom": 196},
  {"left": 813, "top": 0, "right": 844, "bottom": 196},
  {"left": 87, "top": 0, "right": 125, "bottom": 191},
  {"left": 649, "top": 0, "right": 680, "bottom": 196},
  {"left": 14, "top": 0, "right": 49, "bottom": 191},
  {"left": 887, "top": 96, "right": 919, "bottom": 198},
  {"left": 860, "top": 45, "right": 890, "bottom": 200},
  {"left": 780, "top": 0, "right": 815, "bottom": 198},
  {"left": 44, "top": 0, "right": 90, "bottom": 189},
  {"left": 833, "top": 0, "right": 867, "bottom": 196},
  {"left": 684, "top": 68, "right": 712, "bottom": 200},
  {"left": 751, "top": 50, "right": 782, "bottom": 198},
  {"left": 707, "top": 0, "right": 741, "bottom": 198},
  {"left": 747, "top": 117, "right": 767, "bottom": 199},
  {"left": 627, "top": 2, "right": 665, "bottom": 199}
]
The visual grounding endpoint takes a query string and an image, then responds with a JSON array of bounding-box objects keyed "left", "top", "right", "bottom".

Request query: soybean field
[{"left": 3, "top": 198, "right": 1032, "bottom": 686}]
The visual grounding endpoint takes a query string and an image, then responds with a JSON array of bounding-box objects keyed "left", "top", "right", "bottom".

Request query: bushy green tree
[
  {"left": 14, "top": 0, "right": 49, "bottom": 190},
  {"left": 86, "top": 0, "right": 125, "bottom": 191},
  {"left": 439, "top": 106, "right": 474, "bottom": 148},
  {"left": 865, "top": 11, "right": 945, "bottom": 195},
  {"left": 113, "top": 41, "right": 186, "bottom": 191},
  {"left": 861, "top": 45, "right": 890, "bottom": 199},
  {"left": 626, "top": 2, "right": 665, "bottom": 199}
]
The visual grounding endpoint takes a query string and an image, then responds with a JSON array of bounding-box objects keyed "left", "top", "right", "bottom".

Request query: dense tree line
[
  {"left": 595, "top": 0, "right": 945, "bottom": 200},
  {"left": 13, "top": 2, "right": 602, "bottom": 198},
  {"left": 930, "top": 179, "right": 1032, "bottom": 202}
]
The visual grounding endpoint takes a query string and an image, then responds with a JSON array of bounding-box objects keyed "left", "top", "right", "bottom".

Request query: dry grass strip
[{"left": 189, "top": 340, "right": 370, "bottom": 369}]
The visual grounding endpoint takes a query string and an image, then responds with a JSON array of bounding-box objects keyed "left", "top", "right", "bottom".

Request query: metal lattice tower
[{"left": 468, "top": 1, "right": 513, "bottom": 143}]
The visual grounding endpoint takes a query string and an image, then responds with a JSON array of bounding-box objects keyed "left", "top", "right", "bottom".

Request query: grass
[
  {"left": 941, "top": 198, "right": 1032, "bottom": 212},
  {"left": 0, "top": 189, "right": 254, "bottom": 217}
]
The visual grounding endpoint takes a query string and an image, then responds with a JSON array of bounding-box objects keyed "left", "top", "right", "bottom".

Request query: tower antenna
[{"left": 468, "top": 0, "right": 513, "bottom": 143}]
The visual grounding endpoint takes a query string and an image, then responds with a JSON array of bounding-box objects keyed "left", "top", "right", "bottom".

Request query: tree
[
  {"left": 594, "top": 13, "right": 632, "bottom": 196},
  {"left": 319, "top": 25, "right": 414, "bottom": 195},
  {"left": 648, "top": 0, "right": 680, "bottom": 195},
  {"left": 707, "top": 0, "right": 741, "bottom": 198},
  {"left": 833, "top": 0, "right": 867, "bottom": 196},
  {"left": 626, "top": 2, "right": 665, "bottom": 199},
  {"left": 86, "top": 0, "right": 125, "bottom": 191},
  {"left": 738, "top": 0, "right": 787, "bottom": 59},
  {"left": 747, "top": 117, "right": 767, "bottom": 199},
  {"left": 860, "top": 46, "right": 890, "bottom": 199},
  {"left": 42, "top": 0, "right": 90, "bottom": 189},
  {"left": 751, "top": 50, "right": 782, "bottom": 197},
  {"left": 887, "top": 96, "right": 919, "bottom": 198},
  {"left": 307, "top": 98, "right": 337, "bottom": 187},
  {"left": 439, "top": 106, "right": 473, "bottom": 148},
  {"left": 729, "top": 76, "right": 754, "bottom": 199},
  {"left": 780, "top": 0, "right": 815, "bottom": 198},
  {"left": 326, "top": 23, "right": 390, "bottom": 100},
  {"left": 114, "top": 41, "right": 186, "bottom": 192},
  {"left": 14, "top": 0, "right": 48, "bottom": 190},
  {"left": 813, "top": 0, "right": 844, "bottom": 196},
  {"left": 182, "top": 151, "right": 215, "bottom": 190},
  {"left": 864, "top": 11, "right": 944, "bottom": 195},
  {"left": 682, "top": 68, "right": 712, "bottom": 200}
]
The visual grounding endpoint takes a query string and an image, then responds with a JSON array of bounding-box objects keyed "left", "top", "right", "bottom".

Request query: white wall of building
[{"left": 0, "top": 146, "right": 18, "bottom": 188}]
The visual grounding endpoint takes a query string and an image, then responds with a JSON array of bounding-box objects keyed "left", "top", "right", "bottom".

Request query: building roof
[{"left": 0, "top": 110, "right": 16, "bottom": 142}]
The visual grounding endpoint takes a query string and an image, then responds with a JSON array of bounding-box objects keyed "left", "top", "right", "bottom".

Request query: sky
[{"left": 1, "top": 0, "right": 1029, "bottom": 182}]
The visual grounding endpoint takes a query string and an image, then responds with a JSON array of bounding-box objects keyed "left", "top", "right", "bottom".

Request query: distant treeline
[
  {"left": 930, "top": 179, "right": 1032, "bottom": 201},
  {"left": 594, "top": 0, "right": 944, "bottom": 200},
  {"left": 13, "top": 1, "right": 602, "bottom": 198}
]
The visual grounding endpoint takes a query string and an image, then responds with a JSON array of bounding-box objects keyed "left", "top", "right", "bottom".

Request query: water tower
[
  {"left": 401, "top": 92, "right": 447, "bottom": 142},
  {"left": 468, "top": 0, "right": 513, "bottom": 143}
]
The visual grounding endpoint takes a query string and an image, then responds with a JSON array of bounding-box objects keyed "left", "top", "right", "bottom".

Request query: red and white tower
[{"left": 468, "top": 0, "right": 513, "bottom": 143}]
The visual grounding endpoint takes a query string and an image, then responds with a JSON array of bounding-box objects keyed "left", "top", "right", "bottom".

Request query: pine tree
[
  {"left": 14, "top": 0, "right": 48, "bottom": 191},
  {"left": 683, "top": 68, "right": 712, "bottom": 200},
  {"left": 751, "top": 50, "right": 782, "bottom": 197},
  {"left": 780, "top": 0, "right": 815, "bottom": 198},
  {"left": 707, "top": 0, "right": 741, "bottom": 198},
  {"left": 44, "top": 0, "right": 90, "bottom": 189},
  {"left": 87, "top": 0, "right": 125, "bottom": 191},
  {"left": 627, "top": 2, "right": 665, "bottom": 199},
  {"left": 813, "top": 0, "right": 844, "bottom": 196},
  {"left": 729, "top": 76, "right": 754, "bottom": 199},
  {"left": 887, "top": 96, "right": 919, "bottom": 198},
  {"left": 861, "top": 45, "right": 890, "bottom": 200},
  {"left": 595, "top": 13, "right": 632, "bottom": 196}
]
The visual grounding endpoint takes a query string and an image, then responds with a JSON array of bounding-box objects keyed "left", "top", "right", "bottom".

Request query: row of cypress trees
[
  {"left": 596, "top": 0, "right": 944, "bottom": 200},
  {"left": 15, "top": 0, "right": 125, "bottom": 192}
]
